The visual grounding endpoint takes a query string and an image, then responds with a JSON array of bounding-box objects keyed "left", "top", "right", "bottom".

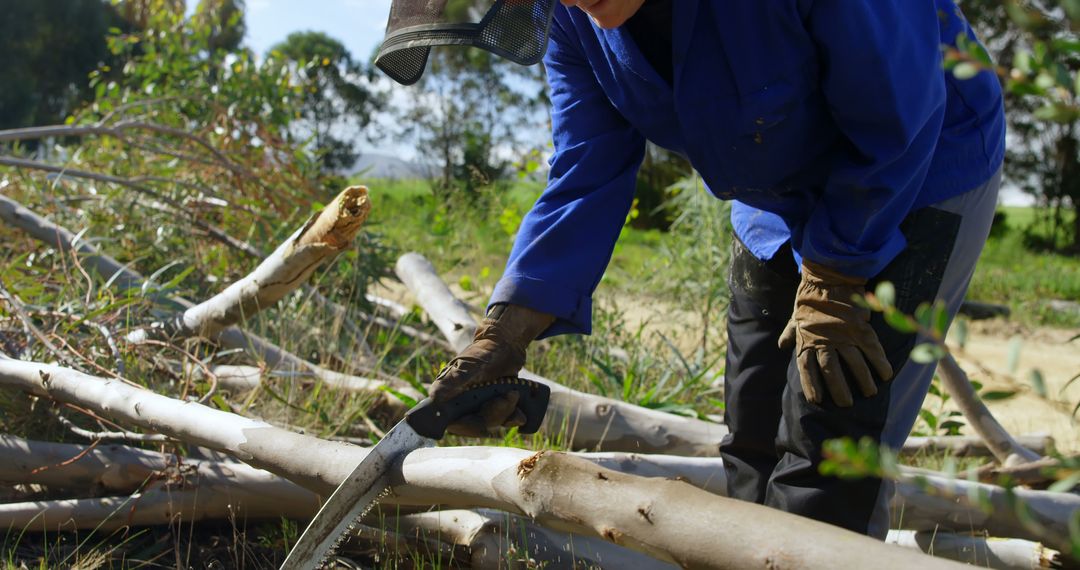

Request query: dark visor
[{"left": 375, "top": 0, "right": 557, "bottom": 85}]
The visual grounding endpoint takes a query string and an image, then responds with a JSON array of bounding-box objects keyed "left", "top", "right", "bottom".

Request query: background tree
[
  {"left": 0, "top": 0, "right": 126, "bottom": 132},
  {"left": 958, "top": 0, "right": 1080, "bottom": 252},
  {"left": 270, "top": 31, "right": 382, "bottom": 172},
  {"left": 395, "top": 45, "right": 547, "bottom": 205}
]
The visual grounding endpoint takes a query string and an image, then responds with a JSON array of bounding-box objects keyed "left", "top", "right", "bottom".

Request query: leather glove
[
  {"left": 778, "top": 260, "right": 894, "bottom": 407},
  {"left": 431, "top": 303, "right": 555, "bottom": 436}
]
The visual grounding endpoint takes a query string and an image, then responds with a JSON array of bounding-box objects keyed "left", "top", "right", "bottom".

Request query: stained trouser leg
[
  {"left": 765, "top": 170, "right": 1002, "bottom": 537},
  {"left": 719, "top": 237, "right": 800, "bottom": 503}
]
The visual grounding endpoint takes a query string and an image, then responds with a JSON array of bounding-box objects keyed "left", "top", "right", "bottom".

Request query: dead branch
[
  {"left": 936, "top": 354, "right": 1042, "bottom": 465},
  {"left": 885, "top": 530, "right": 1060, "bottom": 570},
  {"left": 0, "top": 192, "right": 410, "bottom": 413},
  {"left": 901, "top": 434, "right": 1052, "bottom": 458},
  {"left": 394, "top": 252, "right": 729, "bottom": 456},
  {"left": 125, "top": 186, "right": 371, "bottom": 340}
]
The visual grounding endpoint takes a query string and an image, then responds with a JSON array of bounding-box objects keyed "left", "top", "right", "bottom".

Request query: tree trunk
[{"left": 394, "top": 252, "right": 729, "bottom": 456}]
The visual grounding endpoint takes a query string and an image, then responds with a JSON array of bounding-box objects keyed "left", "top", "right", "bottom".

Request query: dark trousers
[{"left": 719, "top": 171, "right": 1001, "bottom": 536}]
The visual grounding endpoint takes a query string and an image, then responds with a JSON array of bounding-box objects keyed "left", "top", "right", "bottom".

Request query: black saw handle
[{"left": 405, "top": 377, "right": 550, "bottom": 440}]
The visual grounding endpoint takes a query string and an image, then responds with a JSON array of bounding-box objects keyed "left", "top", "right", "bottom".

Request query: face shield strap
[{"left": 375, "top": 0, "right": 556, "bottom": 86}]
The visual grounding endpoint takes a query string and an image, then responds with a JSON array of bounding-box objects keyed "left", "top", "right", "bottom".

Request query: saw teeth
[{"left": 318, "top": 486, "right": 392, "bottom": 568}]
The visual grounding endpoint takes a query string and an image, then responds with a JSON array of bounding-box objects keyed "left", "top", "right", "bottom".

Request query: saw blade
[{"left": 280, "top": 421, "right": 433, "bottom": 569}]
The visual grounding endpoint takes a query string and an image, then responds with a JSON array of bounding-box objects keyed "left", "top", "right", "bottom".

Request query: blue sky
[{"left": 243, "top": 0, "right": 392, "bottom": 62}]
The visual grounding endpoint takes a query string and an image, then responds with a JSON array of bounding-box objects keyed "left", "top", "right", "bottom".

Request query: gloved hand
[
  {"left": 778, "top": 260, "right": 894, "bottom": 407},
  {"left": 431, "top": 303, "right": 555, "bottom": 436}
]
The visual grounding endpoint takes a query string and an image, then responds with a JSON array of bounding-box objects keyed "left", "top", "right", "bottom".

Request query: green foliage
[
  {"left": 955, "top": 0, "right": 1080, "bottom": 251},
  {"left": 0, "top": 0, "right": 127, "bottom": 132},
  {"left": 394, "top": 45, "right": 547, "bottom": 205},
  {"left": 269, "top": 31, "right": 383, "bottom": 171}
]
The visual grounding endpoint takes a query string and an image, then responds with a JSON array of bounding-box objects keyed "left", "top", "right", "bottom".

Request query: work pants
[{"left": 719, "top": 170, "right": 1002, "bottom": 537}]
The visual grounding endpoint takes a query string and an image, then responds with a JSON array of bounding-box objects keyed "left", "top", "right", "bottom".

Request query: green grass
[{"left": 968, "top": 207, "right": 1080, "bottom": 327}]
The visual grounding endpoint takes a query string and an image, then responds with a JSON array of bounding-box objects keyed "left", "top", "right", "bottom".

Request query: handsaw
[{"left": 280, "top": 377, "right": 551, "bottom": 569}]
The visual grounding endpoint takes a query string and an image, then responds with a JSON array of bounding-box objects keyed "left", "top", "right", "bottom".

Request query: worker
[{"left": 375, "top": 0, "right": 1005, "bottom": 537}]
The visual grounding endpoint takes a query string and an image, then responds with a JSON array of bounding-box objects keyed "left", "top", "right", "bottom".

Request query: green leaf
[
  {"left": 1006, "top": 337, "right": 1022, "bottom": 375},
  {"left": 875, "top": 282, "right": 896, "bottom": 309},
  {"left": 1029, "top": 368, "right": 1047, "bottom": 398},
  {"left": 954, "top": 318, "right": 968, "bottom": 349},
  {"left": 911, "top": 343, "right": 946, "bottom": 364},
  {"left": 1014, "top": 50, "right": 1033, "bottom": 74},
  {"left": 980, "top": 390, "right": 1018, "bottom": 401},
  {"left": 884, "top": 309, "right": 918, "bottom": 334},
  {"left": 952, "top": 62, "right": 980, "bottom": 80},
  {"left": 1047, "top": 471, "right": 1080, "bottom": 493}
]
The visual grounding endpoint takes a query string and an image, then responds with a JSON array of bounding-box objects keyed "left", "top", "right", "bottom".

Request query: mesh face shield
[{"left": 376, "top": 0, "right": 557, "bottom": 85}]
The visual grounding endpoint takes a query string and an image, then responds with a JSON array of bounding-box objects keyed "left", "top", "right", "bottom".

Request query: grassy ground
[{"left": 365, "top": 177, "right": 1080, "bottom": 329}]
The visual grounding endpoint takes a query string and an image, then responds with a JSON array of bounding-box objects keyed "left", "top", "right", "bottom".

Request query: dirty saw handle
[{"left": 405, "top": 377, "right": 550, "bottom": 440}]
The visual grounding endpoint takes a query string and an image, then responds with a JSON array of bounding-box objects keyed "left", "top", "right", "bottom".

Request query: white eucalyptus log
[
  {"left": 0, "top": 461, "right": 319, "bottom": 532},
  {"left": 0, "top": 435, "right": 173, "bottom": 492},
  {"left": 894, "top": 471, "right": 1080, "bottom": 553},
  {"left": 0, "top": 359, "right": 1052, "bottom": 566},
  {"left": 936, "top": 355, "right": 1041, "bottom": 466},
  {"left": 126, "top": 186, "right": 371, "bottom": 341},
  {"left": 391, "top": 509, "right": 679, "bottom": 570},
  {"left": 901, "top": 434, "right": 1052, "bottom": 458},
  {"left": 394, "top": 252, "right": 728, "bottom": 456},
  {"left": 885, "top": 530, "right": 1061, "bottom": 570}
]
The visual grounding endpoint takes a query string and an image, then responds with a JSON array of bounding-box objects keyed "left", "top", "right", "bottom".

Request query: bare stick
[
  {"left": 936, "top": 354, "right": 1041, "bottom": 465},
  {"left": 394, "top": 252, "right": 729, "bottom": 456}
]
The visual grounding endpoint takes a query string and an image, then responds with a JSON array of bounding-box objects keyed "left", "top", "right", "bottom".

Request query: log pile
[{"left": 0, "top": 185, "right": 1075, "bottom": 569}]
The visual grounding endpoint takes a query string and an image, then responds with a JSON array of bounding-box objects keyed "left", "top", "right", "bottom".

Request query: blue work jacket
[{"left": 491, "top": 0, "right": 1006, "bottom": 337}]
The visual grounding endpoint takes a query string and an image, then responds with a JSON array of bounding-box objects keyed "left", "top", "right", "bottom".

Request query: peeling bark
[
  {"left": 126, "top": 186, "right": 371, "bottom": 341},
  {"left": 936, "top": 355, "right": 1042, "bottom": 466},
  {"left": 394, "top": 252, "right": 729, "bottom": 456}
]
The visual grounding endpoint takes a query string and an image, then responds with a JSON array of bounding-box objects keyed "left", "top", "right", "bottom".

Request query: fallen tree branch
[
  {"left": 885, "top": 530, "right": 1060, "bottom": 570},
  {"left": 0, "top": 192, "right": 410, "bottom": 415},
  {"left": 894, "top": 471, "right": 1080, "bottom": 554},
  {"left": 126, "top": 186, "right": 371, "bottom": 341},
  {"left": 394, "top": 252, "right": 729, "bottom": 456},
  {"left": 936, "top": 354, "right": 1042, "bottom": 466},
  {"left": 0, "top": 462, "right": 319, "bottom": 532},
  {"left": 901, "top": 434, "right": 1052, "bottom": 458},
  {"left": 0, "top": 359, "right": 1059, "bottom": 565}
]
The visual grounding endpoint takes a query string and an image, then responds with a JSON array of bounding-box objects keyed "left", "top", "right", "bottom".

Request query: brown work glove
[
  {"left": 430, "top": 303, "right": 555, "bottom": 436},
  {"left": 778, "top": 260, "right": 894, "bottom": 407}
]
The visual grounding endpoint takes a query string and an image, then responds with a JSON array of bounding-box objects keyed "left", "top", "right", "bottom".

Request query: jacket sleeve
[
  {"left": 489, "top": 13, "right": 645, "bottom": 337},
  {"left": 793, "top": 0, "right": 947, "bottom": 278}
]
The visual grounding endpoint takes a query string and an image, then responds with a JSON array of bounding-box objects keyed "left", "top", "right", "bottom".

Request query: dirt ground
[
  {"left": 951, "top": 321, "right": 1080, "bottom": 453},
  {"left": 374, "top": 279, "right": 1079, "bottom": 452}
]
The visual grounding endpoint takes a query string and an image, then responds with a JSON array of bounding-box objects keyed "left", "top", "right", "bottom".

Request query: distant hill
[{"left": 350, "top": 152, "right": 427, "bottom": 180}]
